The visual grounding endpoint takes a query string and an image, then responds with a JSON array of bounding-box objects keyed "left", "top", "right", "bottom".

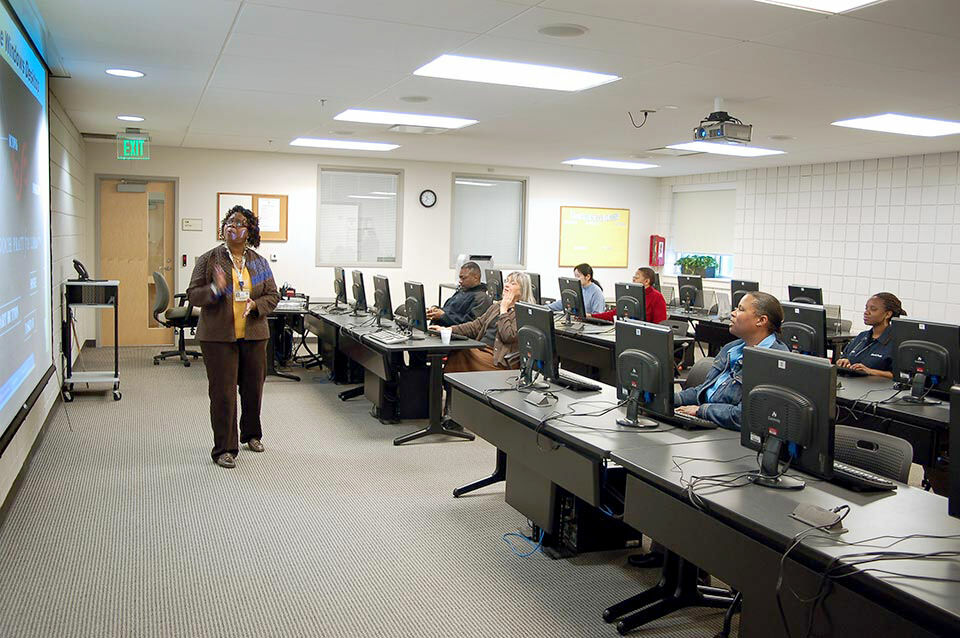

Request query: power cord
[{"left": 502, "top": 527, "right": 545, "bottom": 558}]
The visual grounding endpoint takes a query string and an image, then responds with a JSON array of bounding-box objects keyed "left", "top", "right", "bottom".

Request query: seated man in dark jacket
[
  {"left": 675, "top": 291, "right": 789, "bottom": 430},
  {"left": 427, "top": 261, "right": 492, "bottom": 327}
]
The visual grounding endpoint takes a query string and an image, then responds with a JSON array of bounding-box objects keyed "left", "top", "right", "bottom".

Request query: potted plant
[{"left": 675, "top": 255, "right": 719, "bottom": 278}]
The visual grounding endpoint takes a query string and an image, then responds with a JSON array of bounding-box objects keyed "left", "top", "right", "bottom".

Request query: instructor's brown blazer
[{"left": 186, "top": 245, "right": 279, "bottom": 341}]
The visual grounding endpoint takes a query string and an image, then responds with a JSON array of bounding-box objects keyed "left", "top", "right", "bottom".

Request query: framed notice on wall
[
  {"left": 216, "top": 192, "right": 288, "bottom": 242},
  {"left": 558, "top": 206, "right": 630, "bottom": 268}
]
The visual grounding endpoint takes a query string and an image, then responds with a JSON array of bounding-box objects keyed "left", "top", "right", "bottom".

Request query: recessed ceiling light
[
  {"left": 562, "top": 158, "right": 659, "bottom": 170},
  {"left": 334, "top": 108, "right": 477, "bottom": 129},
  {"left": 661, "top": 105, "right": 680, "bottom": 110},
  {"left": 751, "top": 1, "right": 887, "bottom": 14},
  {"left": 666, "top": 141, "right": 785, "bottom": 157},
  {"left": 413, "top": 54, "right": 620, "bottom": 92},
  {"left": 116, "top": 115, "right": 144, "bottom": 122},
  {"left": 831, "top": 113, "right": 960, "bottom": 137},
  {"left": 400, "top": 95, "right": 431, "bottom": 103},
  {"left": 768, "top": 134, "right": 796, "bottom": 141},
  {"left": 455, "top": 179, "right": 496, "bottom": 186},
  {"left": 289, "top": 138, "right": 399, "bottom": 151},
  {"left": 105, "top": 68, "right": 144, "bottom": 78},
  {"left": 538, "top": 24, "right": 589, "bottom": 38}
]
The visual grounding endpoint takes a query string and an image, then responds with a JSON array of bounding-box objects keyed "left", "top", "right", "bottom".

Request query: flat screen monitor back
[
  {"left": 615, "top": 282, "right": 646, "bottom": 321},
  {"left": 333, "top": 267, "right": 347, "bottom": 304},
  {"left": 527, "top": 272, "right": 542, "bottom": 304},
  {"left": 614, "top": 319, "right": 674, "bottom": 418},
  {"left": 731, "top": 279, "right": 759, "bottom": 309},
  {"left": 351, "top": 270, "right": 367, "bottom": 311},
  {"left": 558, "top": 276, "right": 586, "bottom": 320},
  {"left": 485, "top": 269, "right": 503, "bottom": 301},
  {"left": 781, "top": 301, "right": 827, "bottom": 358},
  {"left": 788, "top": 285, "right": 823, "bottom": 306},
  {"left": 372, "top": 275, "right": 393, "bottom": 321},
  {"left": 677, "top": 275, "right": 704, "bottom": 309},
  {"left": 404, "top": 281, "right": 429, "bottom": 336},
  {"left": 516, "top": 302, "right": 559, "bottom": 381},
  {"left": 891, "top": 318, "right": 960, "bottom": 399}
]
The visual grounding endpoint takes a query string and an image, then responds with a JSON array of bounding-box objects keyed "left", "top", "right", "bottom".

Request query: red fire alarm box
[{"left": 649, "top": 235, "right": 665, "bottom": 267}]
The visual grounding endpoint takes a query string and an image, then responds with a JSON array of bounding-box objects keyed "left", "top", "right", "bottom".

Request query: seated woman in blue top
[
  {"left": 836, "top": 292, "right": 906, "bottom": 380},
  {"left": 675, "top": 291, "right": 789, "bottom": 430},
  {"left": 547, "top": 263, "right": 606, "bottom": 314}
]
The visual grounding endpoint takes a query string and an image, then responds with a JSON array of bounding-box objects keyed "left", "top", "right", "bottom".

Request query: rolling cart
[{"left": 62, "top": 280, "right": 121, "bottom": 401}]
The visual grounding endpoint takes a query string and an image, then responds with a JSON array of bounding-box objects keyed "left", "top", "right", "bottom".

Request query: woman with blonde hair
[{"left": 436, "top": 271, "right": 536, "bottom": 372}]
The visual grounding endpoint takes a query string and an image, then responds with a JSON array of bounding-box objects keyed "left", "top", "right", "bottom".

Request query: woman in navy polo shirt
[{"left": 836, "top": 292, "right": 906, "bottom": 379}]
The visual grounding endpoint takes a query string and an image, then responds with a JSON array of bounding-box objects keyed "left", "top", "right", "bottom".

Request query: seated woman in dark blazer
[
  {"left": 437, "top": 271, "right": 536, "bottom": 372},
  {"left": 187, "top": 205, "right": 279, "bottom": 469},
  {"left": 836, "top": 292, "right": 906, "bottom": 379}
]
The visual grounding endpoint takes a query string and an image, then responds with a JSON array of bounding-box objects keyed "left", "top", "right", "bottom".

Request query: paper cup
[{"left": 440, "top": 327, "right": 452, "bottom": 345}]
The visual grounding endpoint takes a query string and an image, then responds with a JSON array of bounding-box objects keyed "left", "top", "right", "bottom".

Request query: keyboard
[
  {"left": 663, "top": 410, "right": 719, "bottom": 430},
  {"left": 276, "top": 300, "right": 306, "bottom": 311},
  {"left": 836, "top": 367, "right": 868, "bottom": 377},
  {"left": 366, "top": 330, "right": 409, "bottom": 345},
  {"left": 553, "top": 372, "right": 602, "bottom": 392},
  {"left": 831, "top": 461, "right": 897, "bottom": 491},
  {"left": 582, "top": 316, "right": 613, "bottom": 326}
]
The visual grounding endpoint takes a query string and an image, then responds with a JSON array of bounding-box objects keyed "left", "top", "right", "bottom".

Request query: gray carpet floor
[{"left": 0, "top": 347, "right": 736, "bottom": 637}]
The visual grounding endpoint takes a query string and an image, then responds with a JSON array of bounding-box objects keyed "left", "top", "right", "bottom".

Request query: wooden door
[{"left": 99, "top": 179, "right": 175, "bottom": 346}]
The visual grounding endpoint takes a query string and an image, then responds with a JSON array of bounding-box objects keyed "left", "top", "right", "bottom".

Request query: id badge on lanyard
[{"left": 234, "top": 264, "right": 250, "bottom": 303}]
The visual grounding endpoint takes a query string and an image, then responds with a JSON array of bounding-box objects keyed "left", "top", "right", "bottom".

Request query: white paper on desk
[
  {"left": 258, "top": 197, "right": 281, "bottom": 232},
  {"left": 219, "top": 194, "right": 253, "bottom": 228}
]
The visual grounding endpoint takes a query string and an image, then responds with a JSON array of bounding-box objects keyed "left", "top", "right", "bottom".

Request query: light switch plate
[
  {"left": 270, "top": 253, "right": 278, "bottom": 262},
  {"left": 181, "top": 218, "right": 202, "bottom": 231}
]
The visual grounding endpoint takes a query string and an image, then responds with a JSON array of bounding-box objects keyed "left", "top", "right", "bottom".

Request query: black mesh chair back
[{"left": 834, "top": 425, "right": 913, "bottom": 483}]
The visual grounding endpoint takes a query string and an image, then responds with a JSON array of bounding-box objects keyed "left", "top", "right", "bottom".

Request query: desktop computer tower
[{"left": 547, "top": 484, "right": 642, "bottom": 558}]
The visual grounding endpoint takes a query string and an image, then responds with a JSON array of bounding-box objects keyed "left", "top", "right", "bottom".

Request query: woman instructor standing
[{"left": 187, "top": 205, "right": 279, "bottom": 468}]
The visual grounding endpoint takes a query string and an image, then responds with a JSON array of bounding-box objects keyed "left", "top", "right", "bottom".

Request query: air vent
[
  {"left": 644, "top": 147, "right": 702, "bottom": 157},
  {"left": 388, "top": 125, "right": 449, "bottom": 135},
  {"left": 81, "top": 132, "right": 114, "bottom": 141}
]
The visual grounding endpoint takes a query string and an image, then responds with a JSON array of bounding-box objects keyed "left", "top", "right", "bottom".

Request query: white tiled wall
[{"left": 658, "top": 152, "right": 960, "bottom": 325}]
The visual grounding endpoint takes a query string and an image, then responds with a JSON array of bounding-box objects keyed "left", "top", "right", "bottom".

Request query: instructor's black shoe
[{"left": 627, "top": 552, "right": 664, "bottom": 569}]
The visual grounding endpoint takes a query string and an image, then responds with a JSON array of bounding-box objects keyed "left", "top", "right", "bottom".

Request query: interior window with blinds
[
  {"left": 670, "top": 188, "right": 736, "bottom": 277},
  {"left": 450, "top": 176, "right": 525, "bottom": 267},
  {"left": 316, "top": 168, "right": 401, "bottom": 267}
]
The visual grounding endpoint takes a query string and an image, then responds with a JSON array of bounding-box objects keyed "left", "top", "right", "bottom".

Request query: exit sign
[{"left": 116, "top": 133, "right": 150, "bottom": 160}]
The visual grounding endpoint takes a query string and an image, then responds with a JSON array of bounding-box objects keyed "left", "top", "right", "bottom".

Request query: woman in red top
[{"left": 593, "top": 267, "right": 667, "bottom": 323}]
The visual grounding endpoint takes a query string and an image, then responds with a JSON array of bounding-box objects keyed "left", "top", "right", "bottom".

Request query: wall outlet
[{"left": 270, "top": 253, "right": 278, "bottom": 262}]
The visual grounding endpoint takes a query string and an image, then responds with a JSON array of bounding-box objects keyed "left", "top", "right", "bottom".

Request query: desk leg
[
  {"left": 394, "top": 352, "right": 475, "bottom": 445},
  {"left": 266, "top": 322, "right": 300, "bottom": 382},
  {"left": 453, "top": 449, "right": 506, "bottom": 497},
  {"left": 339, "top": 386, "right": 363, "bottom": 401},
  {"left": 604, "top": 551, "right": 734, "bottom": 635}
]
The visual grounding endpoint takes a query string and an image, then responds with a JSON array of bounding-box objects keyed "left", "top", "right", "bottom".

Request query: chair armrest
[{"left": 174, "top": 293, "right": 188, "bottom": 307}]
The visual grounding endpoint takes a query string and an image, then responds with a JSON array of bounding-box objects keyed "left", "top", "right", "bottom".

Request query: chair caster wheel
[
  {"left": 113, "top": 390, "right": 122, "bottom": 401},
  {"left": 153, "top": 359, "right": 159, "bottom": 365},
  {"left": 63, "top": 391, "right": 73, "bottom": 402},
  {"left": 184, "top": 361, "right": 191, "bottom": 368}
]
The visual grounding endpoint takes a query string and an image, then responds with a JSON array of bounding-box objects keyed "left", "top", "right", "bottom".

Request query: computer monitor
[
  {"left": 950, "top": 386, "right": 959, "bottom": 519},
  {"left": 892, "top": 318, "right": 960, "bottom": 403},
  {"left": 741, "top": 347, "right": 836, "bottom": 490},
  {"left": 516, "top": 302, "right": 560, "bottom": 386},
  {"left": 527, "top": 272, "right": 542, "bottom": 305},
  {"left": 781, "top": 301, "right": 828, "bottom": 358},
  {"left": 614, "top": 319, "right": 674, "bottom": 428},
  {"left": 485, "top": 269, "right": 503, "bottom": 301},
  {"left": 351, "top": 270, "right": 367, "bottom": 314},
  {"left": 652, "top": 271, "right": 661, "bottom": 292},
  {"left": 788, "top": 285, "right": 823, "bottom": 306},
  {"left": 372, "top": 275, "right": 393, "bottom": 326},
  {"left": 333, "top": 266, "right": 347, "bottom": 306},
  {"left": 730, "top": 280, "right": 759, "bottom": 309},
  {"left": 677, "top": 275, "right": 704, "bottom": 309},
  {"left": 615, "top": 282, "right": 646, "bottom": 321},
  {"left": 558, "top": 276, "right": 586, "bottom": 324},
  {"left": 403, "top": 281, "right": 429, "bottom": 339},
  {"left": 662, "top": 284, "right": 676, "bottom": 306},
  {"left": 708, "top": 290, "right": 731, "bottom": 317}
]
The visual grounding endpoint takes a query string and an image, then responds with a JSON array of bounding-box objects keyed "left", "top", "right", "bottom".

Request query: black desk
[
  {"left": 836, "top": 374, "right": 950, "bottom": 484},
  {"left": 611, "top": 439, "right": 960, "bottom": 637},
  {"left": 267, "top": 310, "right": 308, "bottom": 381},
  {"left": 312, "top": 310, "right": 485, "bottom": 444},
  {"left": 303, "top": 309, "right": 366, "bottom": 384}
]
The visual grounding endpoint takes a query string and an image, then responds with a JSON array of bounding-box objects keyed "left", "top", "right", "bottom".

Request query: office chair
[
  {"left": 151, "top": 271, "right": 202, "bottom": 367},
  {"left": 682, "top": 356, "right": 715, "bottom": 390},
  {"left": 663, "top": 319, "right": 694, "bottom": 374},
  {"left": 834, "top": 425, "right": 913, "bottom": 483}
]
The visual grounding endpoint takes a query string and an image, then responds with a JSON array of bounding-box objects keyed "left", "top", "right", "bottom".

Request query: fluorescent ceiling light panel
[
  {"left": 562, "top": 158, "right": 658, "bottom": 170},
  {"left": 105, "top": 68, "right": 144, "bottom": 78},
  {"left": 116, "top": 115, "right": 144, "bottom": 122},
  {"left": 335, "top": 109, "right": 476, "bottom": 129},
  {"left": 831, "top": 113, "right": 960, "bottom": 137},
  {"left": 413, "top": 54, "right": 620, "bottom": 92},
  {"left": 666, "top": 142, "right": 785, "bottom": 157},
  {"left": 455, "top": 180, "right": 495, "bottom": 186},
  {"left": 751, "top": 1, "right": 885, "bottom": 14},
  {"left": 289, "top": 138, "right": 399, "bottom": 151}
]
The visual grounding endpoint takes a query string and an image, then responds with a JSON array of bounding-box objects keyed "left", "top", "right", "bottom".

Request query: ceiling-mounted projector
[{"left": 693, "top": 98, "right": 752, "bottom": 143}]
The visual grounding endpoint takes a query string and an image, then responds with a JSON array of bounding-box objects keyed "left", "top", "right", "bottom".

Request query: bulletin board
[
  {"left": 216, "top": 192, "right": 288, "bottom": 242},
  {"left": 558, "top": 206, "right": 630, "bottom": 268}
]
